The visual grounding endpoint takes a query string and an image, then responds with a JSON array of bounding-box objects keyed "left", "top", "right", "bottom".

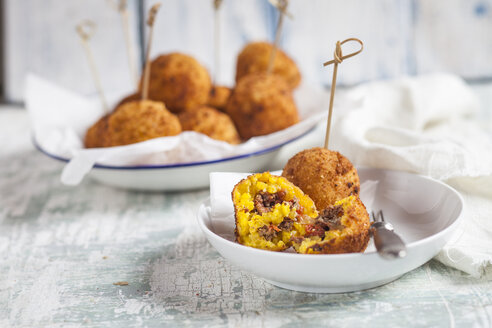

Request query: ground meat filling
[
  {"left": 258, "top": 218, "right": 294, "bottom": 242},
  {"left": 288, "top": 197, "right": 301, "bottom": 210},
  {"left": 254, "top": 190, "right": 300, "bottom": 242},
  {"left": 318, "top": 205, "right": 344, "bottom": 230},
  {"left": 278, "top": 218, "right": 294, "bottom": 231},
  {"left": 254, "top": 190, "right": 287, "bottom": 214},
  {"left": 304, "top": 205, "right": 345, "bottom": 239},
  {"left": 257, "top": 225, "right": 279, "bottom": 241}
]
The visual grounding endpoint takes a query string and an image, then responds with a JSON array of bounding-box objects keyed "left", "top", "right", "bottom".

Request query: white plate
[
  {"left": 33, "top": 130, "right": 312, "bottom": 191},
  {"left": 197, "top": 167, "right": 464, "bottom": 293}
]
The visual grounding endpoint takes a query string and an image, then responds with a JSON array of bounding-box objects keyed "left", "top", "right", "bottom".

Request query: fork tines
[{"left": 371, "top": 210, "right": 385, "bottom": 222}]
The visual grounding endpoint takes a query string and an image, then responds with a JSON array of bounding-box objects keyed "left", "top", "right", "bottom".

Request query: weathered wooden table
[{"left": 1, "top": 107, "right": 492, "bottom": 327}]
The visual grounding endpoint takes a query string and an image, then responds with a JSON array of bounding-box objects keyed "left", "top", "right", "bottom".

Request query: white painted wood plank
[
  {"left": 146, "top": 0, "right": 416, "bottom": 87},
  {"left": 4, "top": 0, "right": 492, "bottom": 103},
  {"left": 414, "top": 0, "right": 492, "bottom": 79},
  {"left": 4, "top": 0, "right": 142, "bottom": 103},
  {"left": 281, "top": 0, "right": 415, "bottom": 86}
]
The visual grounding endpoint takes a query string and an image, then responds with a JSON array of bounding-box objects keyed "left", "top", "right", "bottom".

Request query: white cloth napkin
[
  {"left": 330, "top": 73, "right": 492, "bottom": 277},
  {"left": 25, "top": 75, "right": 328, "bottom": 185}
]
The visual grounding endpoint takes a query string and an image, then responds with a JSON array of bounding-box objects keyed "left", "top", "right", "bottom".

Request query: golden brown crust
[
  {"left": 235, "top": 42, "right": 301, "bottom": 89},
  {"left": 178, "top": 106, "right": 241, "bottom": 144},
  {"left": 106, "top": 100, "right": 181, "bottom": 146},
  {"left": 206, "top": 86, "right": 231, "bottom": 112},
  {"left": 282, "top": 147, "right": 360, "bottom": 210},
  {"left": 226, "top": 73, "right": 299, "bottom": 140},
  {"left": 84, "top": 114, "right": 111, "bottom": 148},
  {"left": 232, "top": 179, "right": 242, "bottom": 243},
  {"left": 140, "top": 53, "right": 211, "bottom": 113}
]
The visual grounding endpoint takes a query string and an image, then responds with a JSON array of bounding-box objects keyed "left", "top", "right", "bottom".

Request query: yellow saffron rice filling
[{"left": 233, "top": 172, "right": 318, "bottom": 251}]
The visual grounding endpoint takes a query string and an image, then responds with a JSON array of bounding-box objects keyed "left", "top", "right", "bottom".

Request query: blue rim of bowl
[{"left": 32, "top": 127, "right": 314, "bottom": 170}]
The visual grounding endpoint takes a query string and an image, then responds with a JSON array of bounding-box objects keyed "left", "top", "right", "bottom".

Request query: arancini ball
[
  {"left": 226, "top": 73, "right": 299, "bottom": 140},
  {"left": 282, "top": 147, "right": 360, "bottom": 210},
  {"left": 106, "top": 100, "right": 181, "bottom": 147},
  {"left": 141, "top": 53, "right": 211, "bottom": 112},
  {"left": 207, "top": 85, "right": 231, "bottom": 112},
  {"left": 84, "top": 114, "right": 110, "bottom": 148},
  {"left": 235, "top": 42, "right": 301, "bottom": 89},
  {"left": 178, "top": 106, "right": 241, "bottom": 144}
]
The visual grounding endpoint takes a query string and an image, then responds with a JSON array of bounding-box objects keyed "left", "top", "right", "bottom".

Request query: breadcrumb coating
[
  {"left": 105, "top": 100, "right": 181, "bottom": 147},
  {"left": 236, "top": 42, "right": 301, "bottom": 89},
  {"left": 282, "top": 147, "right": 360, "bottom": 210},
  {"left": 141, "top": 53, "right": 211, "bottom": 112},
  {"left": 178, "top": 106, "right": 241, "bottom": 144},
  {"left": 207, "top": 86, "right": 231, "bottom": 112},
  {"left": 226, "top": 73, "right": 299, "bottom": 140}
]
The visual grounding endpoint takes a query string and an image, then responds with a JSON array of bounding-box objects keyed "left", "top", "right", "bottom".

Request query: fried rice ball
[
  {"left": 226, "top": 73, "right": 299, "bottom": 140},
  {"left": 232, "top": 172, "right": 369, "bottom": 254},
  {"left": 105, "top": 100, "right": 181, "bottom": 147},
  {"left": 141, "top": 53, "right": 211, "bottom": 113},
  {"left": 178, "top": 106, "right": 241, "bottom": 144},
  {"left": 292, "top": 195, "right": 371, "bottom": 254},
  {"left": 84, "top": 114, "right": 110, "bottom": 148},
  {"left": 282, "top": 147, "right": 360, "bottom": 210},
  {"left": 232, "top": 172, "right": 319, "bottom": 252},
  {"left": 206, "top": 85, "right": 231, "bottom": 111},
  {"left": 235, "top": 42, "right": 301, "bottom": 89}
]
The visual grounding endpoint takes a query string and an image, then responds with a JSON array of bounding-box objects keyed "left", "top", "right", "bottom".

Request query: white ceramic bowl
[
  {"left": 33, "top": 130, "right": 312, "bottom": 190},
  {"left": 197, "top": 167, "right": 464, "bottom": 293}
]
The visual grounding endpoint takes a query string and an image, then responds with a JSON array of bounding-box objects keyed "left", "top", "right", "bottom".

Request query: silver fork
[{"left": 371, "top": 210, "right": 407, "bottom": 259}]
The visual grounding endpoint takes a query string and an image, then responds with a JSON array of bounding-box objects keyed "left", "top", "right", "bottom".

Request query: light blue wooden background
[{"left": 3, "top": 0, "right": 492, "bottom": 103}]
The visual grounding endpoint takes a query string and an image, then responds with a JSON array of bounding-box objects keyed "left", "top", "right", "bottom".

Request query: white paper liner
[{"left": 25, "top": 74, "right": 329, "bottom": 185}]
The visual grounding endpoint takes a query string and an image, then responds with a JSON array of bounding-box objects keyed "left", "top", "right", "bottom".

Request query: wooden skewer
[
  {"left": 141, "top": 3, "right": 161, "bottom": 101},
  {"left": 213, "top": 0, "right": 223, "bottom": 86},
  {"left": 267, "top": 0, "right": 292, "bottom": 75},
  {"left": 76, "top": 20, "right": 109, "bottom": 114},
  {"left": 117, "top": 0, "right": 139, "bottom": 89},
  {"left": 323, "top": 38, "right": 363, "bottom": 149}
]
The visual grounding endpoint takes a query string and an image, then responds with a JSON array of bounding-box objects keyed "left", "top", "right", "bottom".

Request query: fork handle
[{"left": 372, "top": 222, "right": 407, "bottom": 259}]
